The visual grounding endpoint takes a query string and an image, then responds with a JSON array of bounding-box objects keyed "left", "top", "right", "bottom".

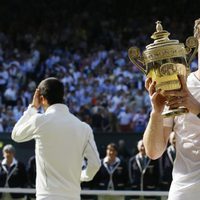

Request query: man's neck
[
  {"left": 6, "top": 159, "right": 13, "bottom": 167},
  {"left": 43, "top": 104, "right": 50, "bottom": 112},
  {"left": 107, "top": 157, "right": 116, "bottom": 165},
  {"left": 138, "top": 152, "right": 146, "bottom": 157}
]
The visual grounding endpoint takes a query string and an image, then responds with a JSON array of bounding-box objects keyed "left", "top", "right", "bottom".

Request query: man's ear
[
  {"left": 40, "top": 95, "right": 43, "bottom": 102},
  {"left": 40, "top": 95, "right": 49, "bottom": 106},
  {"left": 40, "top": 95, "right": 46, "bottom": 105}
]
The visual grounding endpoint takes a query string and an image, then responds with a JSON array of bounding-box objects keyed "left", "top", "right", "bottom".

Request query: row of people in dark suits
[
  {"left": 81, "top": 133, "right": 176, "bottom": 199},
  {"left": 0, "top": 134, "right": 175, "bottom": 200}
]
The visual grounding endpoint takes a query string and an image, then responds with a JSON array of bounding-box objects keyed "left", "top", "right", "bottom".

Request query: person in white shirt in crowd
[
  {"left": 0, "top": 64, "right": 8, "bottom": 94},
  {"left": 4, "top": 107, "right": 16, "bottom": 133},
  {"left": 117, "top": 106, "right": 132, "bottom": 132},
  {"left": 11, "top": 77, "right": 101, "bottom": 200},
  {"left": 143, "top": 19, "right": 200, "bottom": 200},
  {"left": 3, "top": 84, "right": 18, "bottom": 107},
  {"left": 13, "top": 100, "right": 25, "bottom": 122},
  {"left": 133, "top": 90, "right": 145, "bottom": 112},
  {"left": 0, "top": 118, "right": 4, "bottom": 133},
  {"left": 132, "top": 107, "right": 148, "bottom": 134}
]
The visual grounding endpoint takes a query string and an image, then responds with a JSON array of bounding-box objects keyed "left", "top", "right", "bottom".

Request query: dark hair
[
  {"left": 38, "top": 77, "right": 64, "bottom": 105},
  {"left": 107, "top": 143, "right": 118, "bottom": 152}
]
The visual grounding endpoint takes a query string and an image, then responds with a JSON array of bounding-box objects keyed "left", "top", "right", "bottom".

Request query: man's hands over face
[{"left": 31, "top": 89, "right": 41, "bottom": 109}]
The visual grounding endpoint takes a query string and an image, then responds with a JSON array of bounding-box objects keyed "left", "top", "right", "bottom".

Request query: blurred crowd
[
  {"left": 0, "top": 32, "right": 151, "bottom": 133},
  {"left": 0, "top": 0, "right": 198, "bottom": 135}
]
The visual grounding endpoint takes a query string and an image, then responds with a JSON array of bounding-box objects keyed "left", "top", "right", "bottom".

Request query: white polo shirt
[
  {"left": 164, "top": 73, "right": 200, "bottom": 200},
  {"left": 12, "top": 104, "right": 101, "bottom": 200}
]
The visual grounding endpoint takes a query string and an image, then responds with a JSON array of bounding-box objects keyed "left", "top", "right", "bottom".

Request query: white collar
[
  {"left": 2, "top": 158, "right": 18, "bottom": 167},
  {"left": 103, "top": 156, "right": 120, "bottom": 165},
  {"left": 45, "top": 104, "right": 69, "bottom": 114},
  {"left": 137, "top": 153, "right": 147, "bottom": 159}
]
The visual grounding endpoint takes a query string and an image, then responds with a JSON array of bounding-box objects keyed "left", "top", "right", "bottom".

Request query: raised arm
[
  {"left": 11, "top": 89, "right": 41, "bottom": 142},
  {"left": 143, "top": 78, "right": 172, "bottom": 160}
]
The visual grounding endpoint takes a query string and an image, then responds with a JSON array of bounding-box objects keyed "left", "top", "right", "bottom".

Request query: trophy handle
[
  {"left": 128, "top": 47, "right": 147, "bottom": 75},
  {"left": 185, "top": 36, "right": 198, "bottom": 67}
]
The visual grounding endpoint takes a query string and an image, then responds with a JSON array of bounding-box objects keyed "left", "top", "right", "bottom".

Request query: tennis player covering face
[
  {"left": 143, "top": 19, "right": 200, "bottom": 200},
  {"left": 11, "top": 77, "right": 101, "bottom": 200}
]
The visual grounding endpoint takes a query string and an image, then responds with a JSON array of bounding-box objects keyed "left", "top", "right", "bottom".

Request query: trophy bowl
[{"left": 128, "top": 21, "right": 198, "bottom": 118}]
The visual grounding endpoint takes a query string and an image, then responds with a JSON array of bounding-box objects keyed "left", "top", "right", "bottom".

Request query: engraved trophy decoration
[{"left": 128, "top": 21, "right": 198, "bottom": 118}]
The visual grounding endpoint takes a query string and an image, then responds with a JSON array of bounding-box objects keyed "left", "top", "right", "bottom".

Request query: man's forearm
[
  {"left": 143, "top": 112, "right": 167, "bottom": 160},
  {"left": 11, "top": 105, "right": 38, "bottom": 142}
]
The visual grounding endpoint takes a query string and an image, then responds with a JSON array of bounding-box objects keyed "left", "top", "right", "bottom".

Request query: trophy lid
[{"left": 146, "top": 21, "right": 179, "bottom": 50}]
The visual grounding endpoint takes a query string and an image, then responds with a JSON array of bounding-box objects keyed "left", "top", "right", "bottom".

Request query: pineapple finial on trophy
[
  {"left": 151, "top": 20, "right": 170, "bottom": 42},
  {"left": 156, "top": 21, "right": 163, "bottom": 32}
]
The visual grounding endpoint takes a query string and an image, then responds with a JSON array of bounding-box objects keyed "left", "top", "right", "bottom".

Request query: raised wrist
[
  {"left": 150, "top": 111, "right": 162, "bottom": 117},
  {"left": 30, "top": 104, "right": 38, "bottom": 109}
]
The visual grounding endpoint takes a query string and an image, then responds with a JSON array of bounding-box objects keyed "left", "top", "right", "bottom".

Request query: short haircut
[
  {"left": 3, "top": 144, "right": 15, "bottom": 154},
  {"left": 107, "top": 143, "right": 118, "bottom": 152},
  {"left": 38, "top": 77, "right": 64, "bottom": 105}
]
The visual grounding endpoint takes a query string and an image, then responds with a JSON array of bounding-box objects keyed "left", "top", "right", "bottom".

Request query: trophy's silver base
[{"left": 162, "top": 107, "right": 189, "bottom": 118}]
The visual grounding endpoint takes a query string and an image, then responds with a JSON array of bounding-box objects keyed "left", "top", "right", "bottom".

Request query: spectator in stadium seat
[
  {"left": 131, "top": 107, "right": 148, "bottom": 134},
  {"left": 4, "top": 107, "right": 16, "bottom": 133},
  {"left": 117, "top": 106, "right": 132, "bottom": 132},
  {"left": 3, "top": 84, "right": 18, "bottom": 107},
  {"left": 0, "top": 144, "right": 27, "bottom": 200},
  {"left": 0, "top": 64, "right": 8, "bottom": 95}
]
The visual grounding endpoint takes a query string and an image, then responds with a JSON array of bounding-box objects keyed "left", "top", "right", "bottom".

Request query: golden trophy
[{"left": 128, "top": 21, "right": 198, "bottom": 118}]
